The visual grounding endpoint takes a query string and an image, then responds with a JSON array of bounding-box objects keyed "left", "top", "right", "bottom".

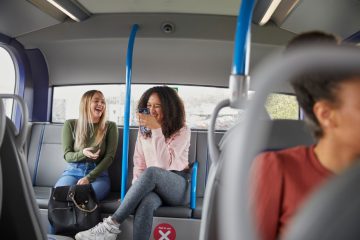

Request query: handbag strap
[{"left": 68, "top": 186, "right": 98, "bottom": 213}]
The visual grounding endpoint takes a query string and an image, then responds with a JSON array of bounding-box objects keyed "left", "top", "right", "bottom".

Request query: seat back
[
  {"left": 196, "top": 131, "right": 224, "bottom": 198},
  {"left": 28, "top": 124, "right": 68, "bottom": 187},
  {"left": 0, "top": 94, "right": 47, "bottom": 239},
  {"left": 0, "top": 99, "right": 6, "bottom": 218},
  {"left": 200, "top": 119, "right": 315, "bottom": 239},
  {"left": 264, "top": 119, "right": 315, "bottom": 150}
]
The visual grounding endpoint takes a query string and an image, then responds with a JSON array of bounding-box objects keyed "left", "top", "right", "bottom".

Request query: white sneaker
[{"left": 75, "top": 216, "right": 121, "bottom": 240}]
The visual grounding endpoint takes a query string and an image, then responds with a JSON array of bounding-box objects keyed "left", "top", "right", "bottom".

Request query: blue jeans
[{"left": 55, "top": 162, "right": 110, "bottom": 201}]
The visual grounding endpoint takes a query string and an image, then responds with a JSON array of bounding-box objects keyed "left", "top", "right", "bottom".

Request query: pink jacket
[{"left": 132, "top": 126, "right": 191, "bottom": 184}]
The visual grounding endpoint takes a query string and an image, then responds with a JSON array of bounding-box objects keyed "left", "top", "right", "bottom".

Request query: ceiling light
[
  {"left": 47, "top": 0, "right": 90, "bottom": 22},
  {"left": 253, "top": 0, "right": 282, "bottom": 26}
]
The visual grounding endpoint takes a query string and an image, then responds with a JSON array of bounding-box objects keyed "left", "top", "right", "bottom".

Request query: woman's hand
[
  {"left": 83, "top": 147, "right": 100, "bottom": 160},
  {"left": 137, "top": 113, "right": 161, "bottom": 129},
  {"left": 77, "top": 177, "right": 90, "bottom": 185}
]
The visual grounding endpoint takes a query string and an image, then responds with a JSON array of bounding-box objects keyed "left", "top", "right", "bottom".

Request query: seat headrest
[{"left": 265, "top": 119, "right": 315, "bottom": 150}]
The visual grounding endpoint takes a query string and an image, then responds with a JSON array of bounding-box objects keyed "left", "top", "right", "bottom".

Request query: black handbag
[{"left": 48, "top": 184, "right": 101, "bottom": 235}]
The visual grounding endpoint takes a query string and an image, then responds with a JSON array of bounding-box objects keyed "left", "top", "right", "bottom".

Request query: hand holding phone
[{"left": 138, "top": 108, "right": 151, "bottom": 135}]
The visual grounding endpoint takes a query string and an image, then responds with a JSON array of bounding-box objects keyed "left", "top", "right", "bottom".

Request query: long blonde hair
[{"left": 74, "top": 90, "right": 108, "bottom": 149}]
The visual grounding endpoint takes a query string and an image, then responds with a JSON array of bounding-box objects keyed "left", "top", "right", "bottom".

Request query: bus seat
[
  {"left": 220, "top": 119, "right": 315, "bottom": 155},
  {"left": 192, "top": 131, "right": 224, "bottom": 219},
  {"left": 201, "top": 118, "right": 315, "bottom": 240},
  {"left": 264, "top": 119, "right": 315, "bottom": 150},
  {"left": 0, "top": 94, "right": 72, "bottom": 240},
  {"left": 0, "top": 99, "right": 6, "bottom": 218},
  {"left": 27, "top": 121, "right": 224, "bottom": 221}
]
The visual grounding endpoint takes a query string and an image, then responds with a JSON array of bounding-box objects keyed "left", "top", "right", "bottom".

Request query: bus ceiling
[{"left": 0, "top": 0, "right": 358, "bottom": 44}]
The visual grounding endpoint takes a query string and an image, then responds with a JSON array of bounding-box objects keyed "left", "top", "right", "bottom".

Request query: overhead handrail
[
  {"left": 121, "top": 24, "right": 139, "bottom": 200},
  {"left": 220, "top": 46, "right": 360, "bottom": 240}
]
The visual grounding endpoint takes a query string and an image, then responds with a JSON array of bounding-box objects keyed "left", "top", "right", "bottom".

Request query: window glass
[
  {"left": 173, "top": 85, "right": 242, "bottom": 130},
  {"left": 0, "top": 47, "right": 16, "bottom": 117},
  {"left": 52, "top": 85, "right": 122, "bottom": 123},
  {"left": 53, "top": 84, "right": 242, "bottom": 130},
  {"left": 52, "top": 85, "right": 299, "bottom": 129},
  {"left": 266, "top": 93, "right": 299, "bottom": 119}
]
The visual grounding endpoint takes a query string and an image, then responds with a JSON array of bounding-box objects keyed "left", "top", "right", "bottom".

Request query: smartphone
[{"left": 138, "top": 108, "right": 151, "bottom": 134}]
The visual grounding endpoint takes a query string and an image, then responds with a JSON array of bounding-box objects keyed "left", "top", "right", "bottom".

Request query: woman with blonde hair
[{"left": 54, "top": 90, "right": 118, "bottom": 201}]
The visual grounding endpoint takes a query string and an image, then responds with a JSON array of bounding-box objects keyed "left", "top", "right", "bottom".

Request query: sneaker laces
[{"left": 90, "top": 221, "right": 110, "bottom": 234}]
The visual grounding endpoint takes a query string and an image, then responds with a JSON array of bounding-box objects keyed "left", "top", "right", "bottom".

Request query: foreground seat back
[
  {"left": 0, "top": 94, "right": 72, "bottom": 240},
  {"left": 0, "top": 99, "right": 5, "bottom": 218},
  {"left": 285, "top": 159, "right": 360, "bottom": 240},
  {"left": 0, "top": 94, "right": 46, "bottom": 239}
]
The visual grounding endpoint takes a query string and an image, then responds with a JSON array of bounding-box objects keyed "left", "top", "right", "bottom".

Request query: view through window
[
  {"left": 0, "top": 46, "right": 16, "bottom": 117},
  {"left": 266, "top": 94, "right": 299, "bottom": 119},
  {"left": 53, "top": 85, "right": 299, "bottom": 130},
  {"left": 53, "top": 85, "right": 244, "bottom": 130}
]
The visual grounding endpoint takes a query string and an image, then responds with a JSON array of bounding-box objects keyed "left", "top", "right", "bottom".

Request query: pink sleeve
[
  {"left": 251, "top": 152, "right": 283, "bottom": 240},
  {"left": 151, "top": 126, "right": 190, "bottom": 169},
  {"left": 132, "top": 131, "right": 146, "bottom": 184}
]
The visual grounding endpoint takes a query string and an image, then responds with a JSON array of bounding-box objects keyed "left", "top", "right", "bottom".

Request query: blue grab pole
[
  {"left": 190, "top": 161, "right": 199, "bottom": 209},
  {"left": 231, "top": 0, "right": 256, "bottom": 75},
  {"left": 121, "top": 24, "right": 139, "bottom": 200}
]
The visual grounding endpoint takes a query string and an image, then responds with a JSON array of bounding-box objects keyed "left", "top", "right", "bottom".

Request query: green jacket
[{"left": 62, "top": 119, "right": 118, "bottom": 181}]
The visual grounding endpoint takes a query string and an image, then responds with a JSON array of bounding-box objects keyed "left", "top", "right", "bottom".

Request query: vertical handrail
[
  {"left": 208, "top": 0, "right": 255, "bottom": 165},
  {"left": 231, "top": 0, "right": 255, "bottom": 76},
  {"left": 201, "top": 1, "right": 256, "bottom": 240},
  {"left": 121, "top": 24, "right": 139, "bottom": 200},
  {"left": 190, "top": 161, "right": 198, "bottom": 209}
]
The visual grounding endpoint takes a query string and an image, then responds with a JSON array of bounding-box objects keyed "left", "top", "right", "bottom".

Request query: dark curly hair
[{"left": 137, "top": 86, "right": 185, "bottom": 139}]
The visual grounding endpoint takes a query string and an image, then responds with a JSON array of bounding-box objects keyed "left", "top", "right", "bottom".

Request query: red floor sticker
[{"left": 153, "top": 223, "right": 176, "bottom": 240}]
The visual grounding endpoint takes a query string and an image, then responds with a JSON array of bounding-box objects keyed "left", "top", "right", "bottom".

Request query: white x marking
[{"left": 159, "top": 230, "right": 171, "bottom": 240}]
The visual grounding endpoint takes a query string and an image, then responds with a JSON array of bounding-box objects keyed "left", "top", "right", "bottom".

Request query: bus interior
[{"left": 0, "top": 0, "right": 360, "bottom": 239}]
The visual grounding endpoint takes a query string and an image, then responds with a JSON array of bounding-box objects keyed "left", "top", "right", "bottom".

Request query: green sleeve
[
  {"left": 62, "top": 119, "right": 86, "bottom": 163},
  {"left": 86, "top": 121, "right": 118, "bottom": 181}
]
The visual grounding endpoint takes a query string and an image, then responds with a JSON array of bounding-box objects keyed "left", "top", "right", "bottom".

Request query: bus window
[
  {"left": 131, "top": 84, "right": 243, "bottom": 130},
  {"left": 52, "top": 85, "right": 122, "bottom": 123},
  {"left": 53, "top": 84, "right": 243, "bottom": 130},
  {"left": 0, "top": 46, "right": 16, "bottom": 118},
  {"left": 266, "top": 93, "right": 299, "bottom": 120},
  {"left": 53, "top": 85, "right": 299, "bottom": 128}
]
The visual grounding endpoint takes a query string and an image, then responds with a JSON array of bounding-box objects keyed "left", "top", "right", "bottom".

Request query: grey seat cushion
[
  {"left": 35, "top": 186, "right": 52, "bottom": 209},
  {"left": 154, "top": 206, "right": 192, "bottom": 218},
  {"left": 99, "top": 193, "right": 192, "bottom": 218},
  {"left": 99, "top": 192, "right": 121, "bottom": 214}
]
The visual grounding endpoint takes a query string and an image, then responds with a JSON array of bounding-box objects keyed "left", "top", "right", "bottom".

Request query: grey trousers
[{"left": 112, "top": 166, "right": 188, "bottom": 240}]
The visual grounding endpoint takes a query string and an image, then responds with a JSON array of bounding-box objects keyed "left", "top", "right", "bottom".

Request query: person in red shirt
[{"left": 252, "top": 31, "right": 360, "bottom": 240}]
